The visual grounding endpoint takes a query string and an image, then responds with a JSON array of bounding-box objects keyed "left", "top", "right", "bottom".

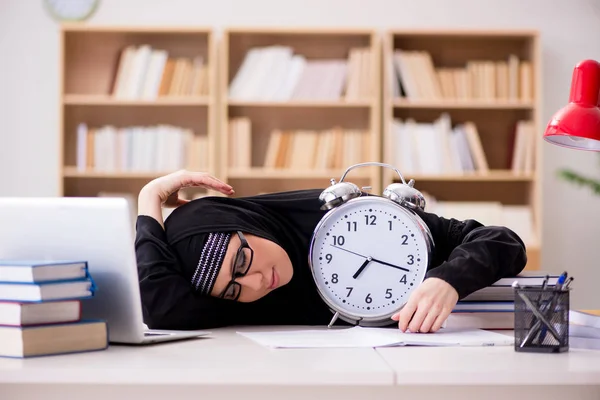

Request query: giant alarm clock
[{"left": 308, "top": 162, "right": 435, "bottom": 327}]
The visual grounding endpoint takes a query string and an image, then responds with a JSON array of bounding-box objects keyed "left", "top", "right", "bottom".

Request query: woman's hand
[
  {"left": 391, "top": 277, "right": 459, "bottom": 333},
  {"left": 138, "top": 170, "right": 234, "bottom": 228},
  {"left": 140, "top": 170, "right": 234, "bottom": 206}
]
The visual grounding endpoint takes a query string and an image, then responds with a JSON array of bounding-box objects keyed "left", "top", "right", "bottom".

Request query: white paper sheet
[{"left": 237, "top": 326, "right": 514, "bottom": 348}]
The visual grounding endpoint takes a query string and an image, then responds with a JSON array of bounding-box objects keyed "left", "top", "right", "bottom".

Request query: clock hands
[
  {"left": 330, "top": 244, "right": 365, "bottom": 259},
  {"left": 352, "top": 257, "right": 373, "bottom": 279},
  {"left": 370, "top": 257, "right": 410, "bottom": 272},
  {"left": 329, "top": 245, "right": 411, "bottom": 275}
]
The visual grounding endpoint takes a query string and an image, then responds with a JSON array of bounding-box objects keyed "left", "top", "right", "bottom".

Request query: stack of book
[
  {"left": 445, "top": 271, "right": 560, "bottom": 330},
  {"left": 0, "top": 260, "right": 108, "bottom": 358}
]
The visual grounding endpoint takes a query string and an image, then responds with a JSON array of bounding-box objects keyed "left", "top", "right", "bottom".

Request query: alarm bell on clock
[{"left": 319, "top": 162, "right": 426, "bottom": 211}]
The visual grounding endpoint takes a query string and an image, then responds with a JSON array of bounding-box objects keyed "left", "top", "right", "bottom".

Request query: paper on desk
[{"left": 237, "top": 326, "right": 513, "bottom": 348}]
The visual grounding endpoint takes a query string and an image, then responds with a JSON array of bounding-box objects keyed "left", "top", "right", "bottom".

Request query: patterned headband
[{"left": 191, "top": 232, "right": 232, "bottom": 295}]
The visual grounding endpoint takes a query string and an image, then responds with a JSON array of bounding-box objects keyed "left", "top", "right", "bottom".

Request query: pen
[
  {"left": 555, "top": 271, "right": 568, "bottom": 290},
  {"left": 564, "top": 277, "right": 574, "bottom": 289},
  {"left": 537, "top": 271, "right": 568, "bottom": 344}
]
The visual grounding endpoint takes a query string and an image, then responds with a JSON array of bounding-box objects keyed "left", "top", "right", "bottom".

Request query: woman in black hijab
[{"left": 135, "top": 170, "right": 527, "bottom": 333}]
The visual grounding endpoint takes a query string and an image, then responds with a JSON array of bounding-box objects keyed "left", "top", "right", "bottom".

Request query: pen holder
[{"left": 514, "top": 286, "right": 570, "bottom": 353}]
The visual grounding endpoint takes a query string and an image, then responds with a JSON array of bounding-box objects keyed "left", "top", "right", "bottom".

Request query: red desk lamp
[{"left": 544, "top": 59, "right": 600, "bottom": 150}]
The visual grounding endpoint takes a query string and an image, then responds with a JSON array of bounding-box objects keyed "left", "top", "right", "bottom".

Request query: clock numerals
[
  {"left": 385, "top": 289, "right": 393, "bottom": 299},
  {"left": 346, "top": 221, "right": 357, "bottom": 232},
  {"left": 325, "top": 253, "right": 333, "bottom": 264},
  {"left": 346, "top": 287, "right": 353, "bottom": 297},
  {"left": 388, "top": 220, "right": 393, "bottom": 231},
  {"left": 401, "top": 235, "right": 408, "bottom": 245},
  {"left": 407, "top": 255, "right": 414, "bottom": 265},
  {"left": 365, "top": 215, "right": 377, "bottom": 225},
  {"left": 331, "top": 273, "right": 339, "bottom": 284},
  {"left": 332, "top": 235, "right": 345, "bottom": 246},
  {"left": 365, "top": 293, "right": 373, "bottom": 304},
  {"left": 399, "top": 274, "right": 407, "bottom": 284}
]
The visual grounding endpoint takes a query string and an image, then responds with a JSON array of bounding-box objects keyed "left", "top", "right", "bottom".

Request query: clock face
[{"left": 309, "top": 196, "right": 430, "bottom": 322}]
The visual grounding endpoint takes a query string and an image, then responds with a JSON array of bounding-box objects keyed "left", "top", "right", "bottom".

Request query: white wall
[{"left": 2, "top": 0, "right": 600, "bottom": 308}]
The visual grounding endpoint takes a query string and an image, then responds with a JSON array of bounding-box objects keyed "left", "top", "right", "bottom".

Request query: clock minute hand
[
  {"left": 370, "top": 257, "right": 410, "bottom": 272},
  {"left": 329, "top": 244, "right": 368, "bottom": 259}
]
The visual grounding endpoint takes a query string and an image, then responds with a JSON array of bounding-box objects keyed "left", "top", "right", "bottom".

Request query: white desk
[{"left": 1, "top": 326, "right": 600, "bottom": 400}]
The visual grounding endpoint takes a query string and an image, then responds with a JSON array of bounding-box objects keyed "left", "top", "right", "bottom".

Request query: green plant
[{"left": 558, "top": 158, "right": 600, "bottom": 195}]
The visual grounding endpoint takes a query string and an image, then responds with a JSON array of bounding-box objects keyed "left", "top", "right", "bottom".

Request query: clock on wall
[{"left": 44, "top": 0, "right": 100, "bottom": 22}]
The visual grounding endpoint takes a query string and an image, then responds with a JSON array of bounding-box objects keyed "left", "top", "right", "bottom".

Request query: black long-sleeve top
[{"left": 135, "top": 202, "right": 527, "bottom": 331}]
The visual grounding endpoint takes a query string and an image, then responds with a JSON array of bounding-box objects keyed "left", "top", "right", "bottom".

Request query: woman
[{"left": 135, "top": 170, "right": 527, "bottom": 333}]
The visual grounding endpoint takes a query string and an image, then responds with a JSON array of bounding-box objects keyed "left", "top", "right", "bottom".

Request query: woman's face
[{"left": 210, "top": 232, "right": 293, "bottom": 302}]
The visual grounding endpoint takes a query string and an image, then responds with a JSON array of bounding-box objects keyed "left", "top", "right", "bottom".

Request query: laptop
[{"left": 0, "top": 196, "right": 209, "bottom": 345}]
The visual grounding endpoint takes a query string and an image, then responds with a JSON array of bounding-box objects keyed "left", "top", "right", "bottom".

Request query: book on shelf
[
  {"left": 391, "top": 50, "right": 533, "bottom": 102},
  {"left": 422, "top": 193, "right": 537, "bottom": 249},
  {"left": 229, "top": 45, "right": 372, "bottom": 101},
  {"left": 259, "top": 127, "right": 370, "bottom": 171},
  {"left": 0, "top": 260, "right": 88, "bottom": 283},
  {"left": 390, "top": 113, "right": 536, "bottom": 176},
  {"left": 511, "top": 120, "right": 537, "bottom": 174},
  {"left": 228, "top": 117, "right": 252, "bottom": 168},
  {"left": 111, "top": 44, "right": 208, "bottom": 100},
  {"left": 75, "top": 123, "right": 209, "bottom": 173}
]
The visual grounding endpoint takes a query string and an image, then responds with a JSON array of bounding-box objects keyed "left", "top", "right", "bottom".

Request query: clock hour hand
[
  {"left": 352, "top": 257, "right": 373, "bottom": 279},
  {"left": 370, "top": 257, "right": 410, "bottom": 272}
]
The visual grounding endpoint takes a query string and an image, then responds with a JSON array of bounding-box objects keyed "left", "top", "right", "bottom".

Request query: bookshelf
[
  {"left": 383, "top": 29, "right": 542, "bottom": 270},
  {"left": 219, "top": 28, "right": 381, "bottom": 197},
  {"left": 59, "top": 25, "right": 217, "bottom": 203}
]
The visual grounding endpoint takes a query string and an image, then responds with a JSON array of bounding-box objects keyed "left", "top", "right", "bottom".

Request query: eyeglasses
[{"left": 220, "top": 231, "right": 254, "bottom": 301}]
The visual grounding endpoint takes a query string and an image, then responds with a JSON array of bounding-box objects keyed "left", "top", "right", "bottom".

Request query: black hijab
[{"left": 163, "top": 188, "right": 336, "bottom": 326}]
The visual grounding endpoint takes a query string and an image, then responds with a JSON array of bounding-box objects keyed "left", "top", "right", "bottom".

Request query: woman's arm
[
  {"left": 135, "top": 214, "right": 235, "bottom": 330},
  {"left": 392, "top": 210, "right": 527, "bottom": 333},
  {"left": 135, "top": 170, "right": 236, "bottom": 330},
  {"left": 419, "top": 211, "right": 527, "bottom": 298},
  {"left": 137, "top": 169, "right": 234, "bottom": 228}
]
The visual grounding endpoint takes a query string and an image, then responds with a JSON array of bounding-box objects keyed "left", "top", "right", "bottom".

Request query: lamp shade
[{"left": 544, "top": 59, "right": 600, "bottom": 151}]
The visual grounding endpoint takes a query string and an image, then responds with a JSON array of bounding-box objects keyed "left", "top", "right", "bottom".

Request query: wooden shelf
[
  {"left": 227, "top": 99, "right": 373, "bottom": 108},
  {"left": 60, "top": 24, "right": 213, "bottom": 34},
  {"left": 392, "top": 99, "right": 534, "bottom": 110},
  {"left": 58, "top": 26, "right": 544, "bottom": 270},
  {"left": 64, "top": 95, "right": 210, "bottom": 106},
  {"left": 221, "top": 28, "right": 381, "bottom": 197},
  {"left": 397, "top": 171, "right": 535, "bottom": 182},
  {"left": 63, "top": 167, "right": 178, "bottom": 179},
  {"left": 228, "top": 168, "right": 370, "bottom": 179},
  {"left": 383, "top": 29, "right": 542, "bottom": 271},
  {"left": 59, "top": 26, "right": 217, "bottom": 206}
]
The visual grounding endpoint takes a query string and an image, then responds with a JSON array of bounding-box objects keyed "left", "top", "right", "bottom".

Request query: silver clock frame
[{"left": 308, "top": 162, "right": 435, "bottom": 328}]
